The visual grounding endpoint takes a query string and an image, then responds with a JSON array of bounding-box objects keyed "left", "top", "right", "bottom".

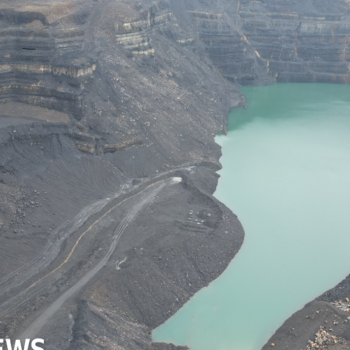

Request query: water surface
[{"left": 153, "top": 83, "right": 350, "bottom": 350}]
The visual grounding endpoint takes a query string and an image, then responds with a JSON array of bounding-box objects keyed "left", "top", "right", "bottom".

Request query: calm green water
[{"left": 153, "top": 83, "right": 350, "bottom": 350}]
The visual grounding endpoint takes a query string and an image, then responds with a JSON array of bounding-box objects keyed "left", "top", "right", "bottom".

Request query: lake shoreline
[
  {"left": 262, "top": 276, "right": 350, "bottom": 350},
  {"left": 155, "top": 84, "right": 350, "bottom": 350}
]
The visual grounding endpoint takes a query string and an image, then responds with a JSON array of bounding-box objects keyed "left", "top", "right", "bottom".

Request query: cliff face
[
  {"left": 176, "top": 0, "right": 350, "bottom": 85},
  {"left": 0, "top": 3, "right": 95, "bottom": 119},
  {"left": 239, "top": 0, "right": 350, "bottom": 84}
]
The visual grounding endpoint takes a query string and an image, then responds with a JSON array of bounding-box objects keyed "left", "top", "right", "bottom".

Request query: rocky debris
[
  {"left": 265, "top": 277, "right": 350, "bottom": 350},
  {"left": 262, "top": 301, "right": 350, "bottom": 350},
  {"left": 68, "top": 300, "right": 151, "bottom": 350},
  {"left": 0, "top": 183, "right": 41, "bottom": 231},
  {"left": 317, "top": 274, "right": 350, "bottom": 307},
  {"left": 332, "top": 300, "right": 350, "bottom": 312},
  {"left": 305, "top": 329, "right": 346, "bottom": 350}
]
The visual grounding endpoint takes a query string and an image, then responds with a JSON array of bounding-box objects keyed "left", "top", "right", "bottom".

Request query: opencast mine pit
[{"left": 2, "top": 1, "right": 350, "bottom": 350}]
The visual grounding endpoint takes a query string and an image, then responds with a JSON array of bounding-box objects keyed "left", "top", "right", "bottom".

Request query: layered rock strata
[
  {"left": 0, "top": 1, "right": 244, "bottom": 349},
  {"left": 174, "top": 0, "right": 350, "bottom": 85}
]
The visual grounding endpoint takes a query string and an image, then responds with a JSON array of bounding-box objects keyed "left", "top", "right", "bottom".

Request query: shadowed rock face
[{"left": 1, "top": 0, "right": 350, "bottom": 349}]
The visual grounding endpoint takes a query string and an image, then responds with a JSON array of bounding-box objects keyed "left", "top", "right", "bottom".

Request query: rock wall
[
  {"left": 238, "top": 0, "right": 350, "bottom": 84},
  {"left": 165, "top": 0, "right": 350, "bottom": 85},
  {"left": 0, "top": 4, "right": 96, "bottom": 120}
]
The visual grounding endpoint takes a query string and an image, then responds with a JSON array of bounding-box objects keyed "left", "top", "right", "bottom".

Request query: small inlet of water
[{"left": 153, "top": 83, "right": 350, "bottom": 350}]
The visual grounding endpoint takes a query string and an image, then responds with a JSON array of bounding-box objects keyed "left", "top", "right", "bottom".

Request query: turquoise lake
[{"left": 153, "top": 83, "right": 350, "bottom": 350}]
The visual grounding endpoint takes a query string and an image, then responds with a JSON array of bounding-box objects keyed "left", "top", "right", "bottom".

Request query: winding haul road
[
  {"left": 0, "top": 167, "right": 188, "bottom": 319},
  {"left": 0, "top": 185, "right": 129, "bottom": 300},
  {"left": 18, "top": 177, "right": 181, "bottom": 340}
]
